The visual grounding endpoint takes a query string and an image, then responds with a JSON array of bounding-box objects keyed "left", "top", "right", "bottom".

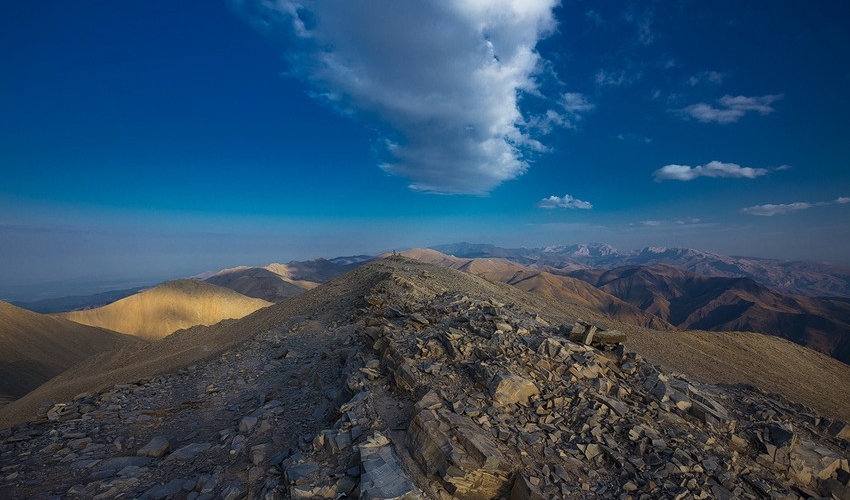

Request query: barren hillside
[
  {"left": 59, "top": 279, "right": 272, "bottom": 340},
  {"left": 0, "top": 301, "right": 143, "bottom": 405}
]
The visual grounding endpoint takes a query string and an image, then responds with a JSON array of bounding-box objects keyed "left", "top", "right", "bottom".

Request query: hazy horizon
[
  {"left": 5, "top": 239, "right": 850, "bottom": 303},
  {"left": 3, "top": 1, "right": 849, "bottom": 297}
]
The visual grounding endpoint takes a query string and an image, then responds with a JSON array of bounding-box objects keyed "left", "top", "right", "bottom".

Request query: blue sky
[{"left": 2, "top": 1, "right": 849, "bottom": 298}]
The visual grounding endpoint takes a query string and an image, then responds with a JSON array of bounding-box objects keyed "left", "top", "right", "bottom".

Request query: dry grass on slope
[
  {"left": 59, "top": 279, "right": 273, "bottom": 340},
  {"left": 624, "top": 327, "right": 850, "bottom": 422}
]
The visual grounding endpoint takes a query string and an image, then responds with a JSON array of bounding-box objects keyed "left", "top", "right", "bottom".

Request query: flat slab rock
[
  {"left": 490, "top": 374, "right": 539, "bottom": 407},
  {"left": 408, "top": 404, "right": 513, "bottom": 500}
]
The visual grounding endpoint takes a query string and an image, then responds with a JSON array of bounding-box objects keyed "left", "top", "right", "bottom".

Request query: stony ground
[{"left": 1, "top": 256, "right": 849, "bottom": 499}]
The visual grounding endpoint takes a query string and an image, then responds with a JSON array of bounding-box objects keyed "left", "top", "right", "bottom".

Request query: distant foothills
[{"left": 6, "top": 242, "right": 850, "bottom": 367}]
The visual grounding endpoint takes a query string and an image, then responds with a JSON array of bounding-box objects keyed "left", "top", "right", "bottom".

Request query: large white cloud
[{"left": 231, "top": 0, "right": 561, "bottom": 194}]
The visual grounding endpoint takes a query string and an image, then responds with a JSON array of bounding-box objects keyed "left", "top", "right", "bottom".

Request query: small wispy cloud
[
  {"left": 537, "top": 194, "right": 593, "bottom": 210},
  {"left": 633, "top": 217, "right": 704, "bottom": 227},
  {"left": 740, "top": 202, "right": 813, "bottom": 216},
  {"left": 623, "top": 8, "right": 654, "bottom": 46},
  {"left": 595, "top": 69, "right": 635, "bottom": 87},
  {"left": 617, "top": 133, "right": 653, "bottom": 144},
  {"left": 687, "top": 70, "right": 725, "bottom": 86},
  {"left": 680, "top": 94, "right": 783, "bottom": 124},
  {"left": 529, "top": 93, "right": 595, "bottom": 132},
  {"left": 675, "top": 217, "right": 702, "bottom": 225},
  {"left": 585, "top": 10, "right": 603, "bottom": 25},
  {"left": 653, "top": 161, "right": 769, "bottom": 181},
  {"left": 741, "top": 197, "right": 849, "bottom": 216}
]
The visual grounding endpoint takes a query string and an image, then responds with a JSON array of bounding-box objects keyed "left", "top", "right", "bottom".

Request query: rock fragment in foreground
[
  {"left": 359, "top": 432, "right": 425, "bottom": 500},
  {"left": 408, "top": 401, "right": 513, "bottom": 500},
  {"left": 489, "top": 374, "right": 539, "bottom": 406}
]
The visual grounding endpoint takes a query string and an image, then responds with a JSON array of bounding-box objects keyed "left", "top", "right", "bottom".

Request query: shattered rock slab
[
  {"left": 359, "top": 433, "right": 425, "bottom": 500},
  {"left": 408, "top": 405, "right": 513, "bottom": 500}
]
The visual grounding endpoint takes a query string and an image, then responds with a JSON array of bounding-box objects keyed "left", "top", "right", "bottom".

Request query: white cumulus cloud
[
  {"left": 230, "top": 0, "right": 561, "bottom": 194},
  {"left": 537, "top": 194, "right": 593, "bottom": 210},
  {"left": 653, "top": 161, "right": 769, "bottom": 181},
  {"left": 836, "top": 197, "right": 850, "bottom": 204},
  {"left": 680, "top": 94, "right": 783, "bottom": 124}
]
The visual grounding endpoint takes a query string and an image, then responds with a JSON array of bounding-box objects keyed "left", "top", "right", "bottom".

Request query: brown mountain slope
[
  {"left": 570, "top": 264, "right": 850, "bottom": 363},
  {"left": 3, "top": 255, "right": 849, "bottom": 432},
  {"left": 0, "top": 301, "right": 143, "bottom": 405},
  {"left": 205, "top": 266, "right": 314, "bottom": 302},
  {"left": 59, "top": 279, "right": 272, "bottom": 340},
  {"left": 400, "top": 248, "right": 671, "bottom": 329}
]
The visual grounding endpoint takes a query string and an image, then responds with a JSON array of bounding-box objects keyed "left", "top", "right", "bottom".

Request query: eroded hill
[{"left": 59, "top": 279, "right": 272, "bottom": 340}]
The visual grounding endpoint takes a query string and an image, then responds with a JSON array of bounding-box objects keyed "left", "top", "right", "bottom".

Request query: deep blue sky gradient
[{"left": 2, "top": 0, "right": 849, "bottom": 299}]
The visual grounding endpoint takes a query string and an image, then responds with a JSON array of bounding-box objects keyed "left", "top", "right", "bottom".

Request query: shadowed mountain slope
[
  {"left": 58, "top": 279, "right": 272, "bottom": 340},
  {"left": 571, "top": 264, "right": 850, "bottom": 364},
  {"left": 205, "top": 266, "right": 314, "bottom": 302},
  {"left": 0, "top": 301, "right": 143, "bottom": 405},
  {"left": 205, "top": 257, "right": 372, "bottom": 302}
]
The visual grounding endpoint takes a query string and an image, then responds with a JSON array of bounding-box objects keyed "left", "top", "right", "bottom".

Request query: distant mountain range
[
  {"left": 433, "top": 242, "right": 850, "bottom": 299},
  {"left": 568, "top": 264, "right": 850, "bottom": 364},
  {"left": 410, "top": 247, "right": 850, "bottom": 364},
  {"left": 399, "top": 249, "right": 671, "bottom": 330}
]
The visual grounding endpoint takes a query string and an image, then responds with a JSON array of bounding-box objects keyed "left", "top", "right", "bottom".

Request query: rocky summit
[{"left": 1, "top": 257, "right": 849, "bottom": 499}]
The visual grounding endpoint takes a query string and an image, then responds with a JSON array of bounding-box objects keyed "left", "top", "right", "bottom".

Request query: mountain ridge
[{"left": 433, "top": 242, "right": 850, "bottom": 298}]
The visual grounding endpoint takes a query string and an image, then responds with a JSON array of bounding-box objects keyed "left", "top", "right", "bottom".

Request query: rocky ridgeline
[{"left": 1, "top": 262, "right": 849, "bottom": 499}]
